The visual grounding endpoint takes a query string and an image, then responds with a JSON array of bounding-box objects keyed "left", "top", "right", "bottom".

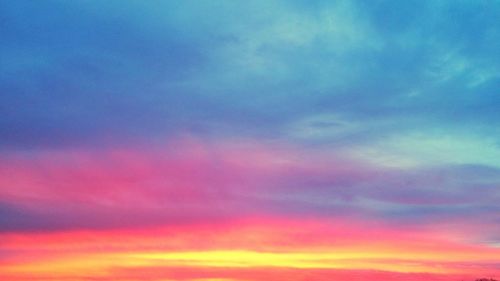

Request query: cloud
[
  {"left": 2, "top": 135, "right": 499, "bottom": 244},
  {"left": 2, "top": 217, "right": 499, "bottom": 280},
  {"left": 1, "top": 0, "right": 499, "bottom": 151},
  {"left": 0, "top": 138, "right": 357, "bottom": 230},
  {"left": 344, "top": 131, "right": 500, "bottom": 168}
]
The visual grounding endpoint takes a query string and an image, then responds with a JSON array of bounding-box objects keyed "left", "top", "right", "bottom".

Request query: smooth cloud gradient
[{"left": 1, "top": 0, "right": 500, "bottom": 280}]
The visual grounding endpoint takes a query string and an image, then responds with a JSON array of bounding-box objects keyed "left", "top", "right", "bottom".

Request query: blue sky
[{"left": 2, "top": 0, "right": 499, "bottom": 149}]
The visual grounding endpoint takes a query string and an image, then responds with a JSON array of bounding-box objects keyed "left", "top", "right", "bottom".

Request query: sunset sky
[{"left": 1, "top": 1, "right": 500, "bottom": 280}]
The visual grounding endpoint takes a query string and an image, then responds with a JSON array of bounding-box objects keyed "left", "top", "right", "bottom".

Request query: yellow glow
[
  {"left": 126, "top": 250, "right": 450, "bottom": 273},
  {"left": 1, "top": 250, "right": 447, "bottom": 275},
  {"left": 3, "top": 247, "right": 498, "bottom": 279}
]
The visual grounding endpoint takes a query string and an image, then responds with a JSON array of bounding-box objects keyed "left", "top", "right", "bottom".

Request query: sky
[{"left": 1, "top": 0, "right": 500, "bottom": 280}]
